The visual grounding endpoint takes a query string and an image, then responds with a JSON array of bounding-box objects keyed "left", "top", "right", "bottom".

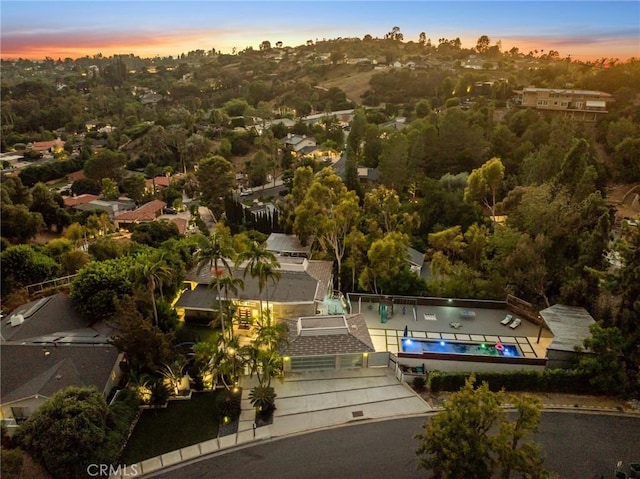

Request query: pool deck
[{"left": 353, "top": 302, "right": 553, "bottom": 360}]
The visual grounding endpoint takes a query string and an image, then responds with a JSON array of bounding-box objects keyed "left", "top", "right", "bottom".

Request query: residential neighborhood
[{"left": 1, "top": 10, "right": 640, "bottom": 479}]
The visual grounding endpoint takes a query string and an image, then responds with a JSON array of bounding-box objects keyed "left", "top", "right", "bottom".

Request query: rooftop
[
  {"left": 0, "top": 343, "right": 120, "bottom": 404},
  {"left": 539, "top": 304, "right": 596, "bottom": 353},
  {"left": 1, "top": 293, "right": 112, "bottom": 343},
  {"left": 266, "top": 233, "right": 314, "bottom": 256},
  {"left": 280, "top": 314, "right": 375, "bottom": 357},
  {"left": 114, "top": 199, "right": 166, "bottom": 222}
]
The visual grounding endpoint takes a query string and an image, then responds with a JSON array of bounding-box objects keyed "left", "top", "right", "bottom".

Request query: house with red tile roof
[
  {"left": 63, "top": 194, "right": 100, "bottom": 208},
  {"left": 31, "top": 138, "right": 64, "bottom": 153},
  {"left": 67, "top": 170, "right": 86, "bottom": 183},
  {"left": 113, "top": 199, "right": 166, "bottom": 228}
]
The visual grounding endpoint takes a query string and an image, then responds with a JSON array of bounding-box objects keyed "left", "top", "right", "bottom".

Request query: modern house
[
  {"left": 175, "top": 256, "right": 334, "bottom": 324},
  {"left": 0, "top": 294, "right": 122, "bottom": 434},
  {"left": 512, "top": 87, "right": 613, "bottom": 121}
]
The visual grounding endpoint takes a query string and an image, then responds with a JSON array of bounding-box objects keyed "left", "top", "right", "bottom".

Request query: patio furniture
[
  {"left": 501, "top": 314, "right": 513, "bottom": 325},
  {"left": 509, "top": 318, "right": 522, "bottom": 329},
  {"left": 459, "top": 310, "right": 476, "bottom": 318},
  {"left": 423, "top": 313, "right": 437, "bottom": 321},
  {"left": 449, "top": 321, "right": 462, "bottom": 329}
]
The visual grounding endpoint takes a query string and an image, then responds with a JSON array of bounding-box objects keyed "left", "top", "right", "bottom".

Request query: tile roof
[
  {"left": 114, "top": 200, "right": 166, "bottom": 222},
  {"left": 0, "top": 344, "right": 120, "bottom": 404},
  {"left": 280, "top": 314, "right": 375, "bottom": 357},
  {"left": 63, "top": 194, "right": 99, "bottom": 207}
]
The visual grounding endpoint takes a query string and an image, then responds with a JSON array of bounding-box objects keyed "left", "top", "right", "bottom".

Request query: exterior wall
[
  {"left": 103, "top": 353, "right": 125, "bottom": 396},
  {"left": 395, "top": 354, "right": 546, "bottom": 374},
  {"left": 273, "top": 302, "right": 316, "bottom": 320},
  {"left": 283, "top": 352, "right": 368, "bottom": 372},
  {"left": 516, "top": 89, "right": 610, "bottom": 121},
  {"left": 545, "top": 349, "right": 582, "bottom": 369},
  {"left": 1, "top": 396, "right": 47, "bottom": 436}
]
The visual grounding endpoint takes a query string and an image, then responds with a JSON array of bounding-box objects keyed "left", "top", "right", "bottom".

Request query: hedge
[{"left": 427, "top": 369, "right": 601, "bottom": 395}]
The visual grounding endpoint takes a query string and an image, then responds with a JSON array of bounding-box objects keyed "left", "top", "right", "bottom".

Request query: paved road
[{"left": 151, "top": 412, "right": 639, "bottom": 479}]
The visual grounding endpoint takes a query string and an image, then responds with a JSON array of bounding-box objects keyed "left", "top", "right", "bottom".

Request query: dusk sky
[{"left": 1, "top": 1, "right": 638, "bottom": 62}]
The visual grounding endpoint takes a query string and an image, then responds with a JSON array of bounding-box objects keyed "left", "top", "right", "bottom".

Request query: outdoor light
[
  {"left": 440, "top": 341, "right": 445, "bottom": 346},
  {"left": 448, "top": 299, "right": 452, "bottom": 303},
  {"left": 405, "top": 339, "right": 412, "bottom": 345},
  {"left": 363, "top": 352, "right": 368, "bottom": 357}
]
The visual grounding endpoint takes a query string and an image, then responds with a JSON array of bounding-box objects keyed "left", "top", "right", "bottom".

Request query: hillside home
[
  {"left": 113, "top": 200, "right": 166, "bottom": 228},
  {"left": 280, "top": 134, "right": 317, "bottom": 154},
  {"left": 512, "top": 87, "right": 613, "bottom": 121}
]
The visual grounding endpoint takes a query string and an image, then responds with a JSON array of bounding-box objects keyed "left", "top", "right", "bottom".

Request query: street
[{"left": 152, "top": 412, "right": 640, "bottom": 479}]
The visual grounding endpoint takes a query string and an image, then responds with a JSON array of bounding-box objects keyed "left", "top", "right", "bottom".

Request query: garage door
[{"left": 290, "top": 355, "right": 337, "bottom": 371}]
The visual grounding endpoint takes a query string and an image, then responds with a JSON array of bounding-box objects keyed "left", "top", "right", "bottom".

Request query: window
[
  {"left": 561, "top": 102, "right": 569, "bottom": 107},
  {"left": 290, "top": 355, "right": 336, "bottom": 371},
  {"left": 11, "top": 407, "right": 30, "bottom": 422},
  {"left": 339, "top": 354, "right": 364, "bottom": 369},
  {"left": 537, "top": 100, "right": 548, "bottom": 106}
]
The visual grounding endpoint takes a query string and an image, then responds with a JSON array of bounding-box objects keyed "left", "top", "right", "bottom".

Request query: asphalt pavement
[{"left": 150, "top": 412, "right": 640, "bottom": 479}]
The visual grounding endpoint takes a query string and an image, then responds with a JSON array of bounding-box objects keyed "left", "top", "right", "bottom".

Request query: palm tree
[
  {"left": 196, "top": 231, "right": 235, "bottom": 338},
  {"left": 212, "top": 275, "right": 244, "bottom": 340},
  {"left": 135, "top": 252, "right": 174, "bottom": 327},
  {"left": 237, "top": 241, "right": 281, "bottom": 317}
]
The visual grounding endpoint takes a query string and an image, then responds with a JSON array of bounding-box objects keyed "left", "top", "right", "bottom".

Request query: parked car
[{"left": 163, "top": 207, "right": 177, "bottom": 215}]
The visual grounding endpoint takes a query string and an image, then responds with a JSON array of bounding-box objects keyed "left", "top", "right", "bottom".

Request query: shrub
[
  {"left": 249, "top": 385, "right": 277, "bottom": 413},
  {"left": 218, "top": 392, "right": 242, "bottom": 419},
  {"left": 413, "top": 376, "right": 426, "bottom": 391},
  {"left": 427, "top": 369, "right": 600, "bottom": 395}
]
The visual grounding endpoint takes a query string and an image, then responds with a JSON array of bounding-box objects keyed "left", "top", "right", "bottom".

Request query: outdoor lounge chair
[
  {"left": 501, "top": 314, "right": 513, "bottom": 325},
  {"left": 509, "top": 318, "right": 522, "bottom": 329},
  {"left": 449, "top": 321, "right": 462, "bottom": 329}
]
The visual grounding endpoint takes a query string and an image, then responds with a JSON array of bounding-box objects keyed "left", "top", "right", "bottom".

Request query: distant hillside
[{"left": 318, "top": 69, "right": 378, "bottom": 105}]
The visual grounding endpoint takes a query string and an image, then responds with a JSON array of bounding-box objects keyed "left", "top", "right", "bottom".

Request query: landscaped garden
[{"left": 118, "top": 389, "right": 240, "bottom": 464}]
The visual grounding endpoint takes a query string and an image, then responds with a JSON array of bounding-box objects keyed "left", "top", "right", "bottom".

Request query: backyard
[{"left": 119, "top": 390, "right": 236, "bottom": 464}]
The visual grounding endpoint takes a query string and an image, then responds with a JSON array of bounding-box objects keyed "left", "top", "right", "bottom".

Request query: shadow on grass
[{"left": 119, "top": 390, "right": 230, "bottom": 465}]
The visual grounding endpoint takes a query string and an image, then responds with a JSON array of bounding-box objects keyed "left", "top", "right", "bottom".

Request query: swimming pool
[{"left": 401, "top": 338, "right": 522, "bottom": 357}]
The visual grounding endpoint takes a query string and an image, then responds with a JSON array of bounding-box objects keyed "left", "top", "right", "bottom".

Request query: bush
[
  {"left": 217, "top": 391, "right": 242, "bottom": 419},
  {"left": 412, "top": 376, "right": 426, "bottom": 391},
  {"left": 427, "top": 369, "right": 600, "bottom": 395}
]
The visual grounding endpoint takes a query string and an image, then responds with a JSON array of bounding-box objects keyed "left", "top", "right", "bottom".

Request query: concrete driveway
[{"left": 238, "top": 368, "right": 432, "bottom": 439}]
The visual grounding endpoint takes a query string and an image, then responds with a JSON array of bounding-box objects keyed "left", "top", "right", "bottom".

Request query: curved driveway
[{"left": 152, "top": 412, "right": 639, "bottom": 479}]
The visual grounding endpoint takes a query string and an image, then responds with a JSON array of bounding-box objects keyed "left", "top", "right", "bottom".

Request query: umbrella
[{"left": 403, "top": 325, "right": 409, "bottom": 337}]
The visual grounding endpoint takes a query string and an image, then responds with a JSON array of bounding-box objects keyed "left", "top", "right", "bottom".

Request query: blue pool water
[{"left": 401, "top": 338, "right": 522, "bottom": 357}]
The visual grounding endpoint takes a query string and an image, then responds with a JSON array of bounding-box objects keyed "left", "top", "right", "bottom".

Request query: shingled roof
[
  {"left": 279, "top": 314, "right": 375, "bottom": 357},
  {"left": 0, "top": 344, "right": 121, "bottom": 405}
]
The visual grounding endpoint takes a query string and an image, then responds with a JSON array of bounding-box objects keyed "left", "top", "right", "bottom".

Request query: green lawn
[{"left": 119, "top": 391, "right": 223, "bottom": 464}]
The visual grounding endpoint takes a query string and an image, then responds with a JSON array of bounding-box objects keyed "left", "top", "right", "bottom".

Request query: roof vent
[{"left": 10, "top": 314, "right": 24, "bottom": 327}]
